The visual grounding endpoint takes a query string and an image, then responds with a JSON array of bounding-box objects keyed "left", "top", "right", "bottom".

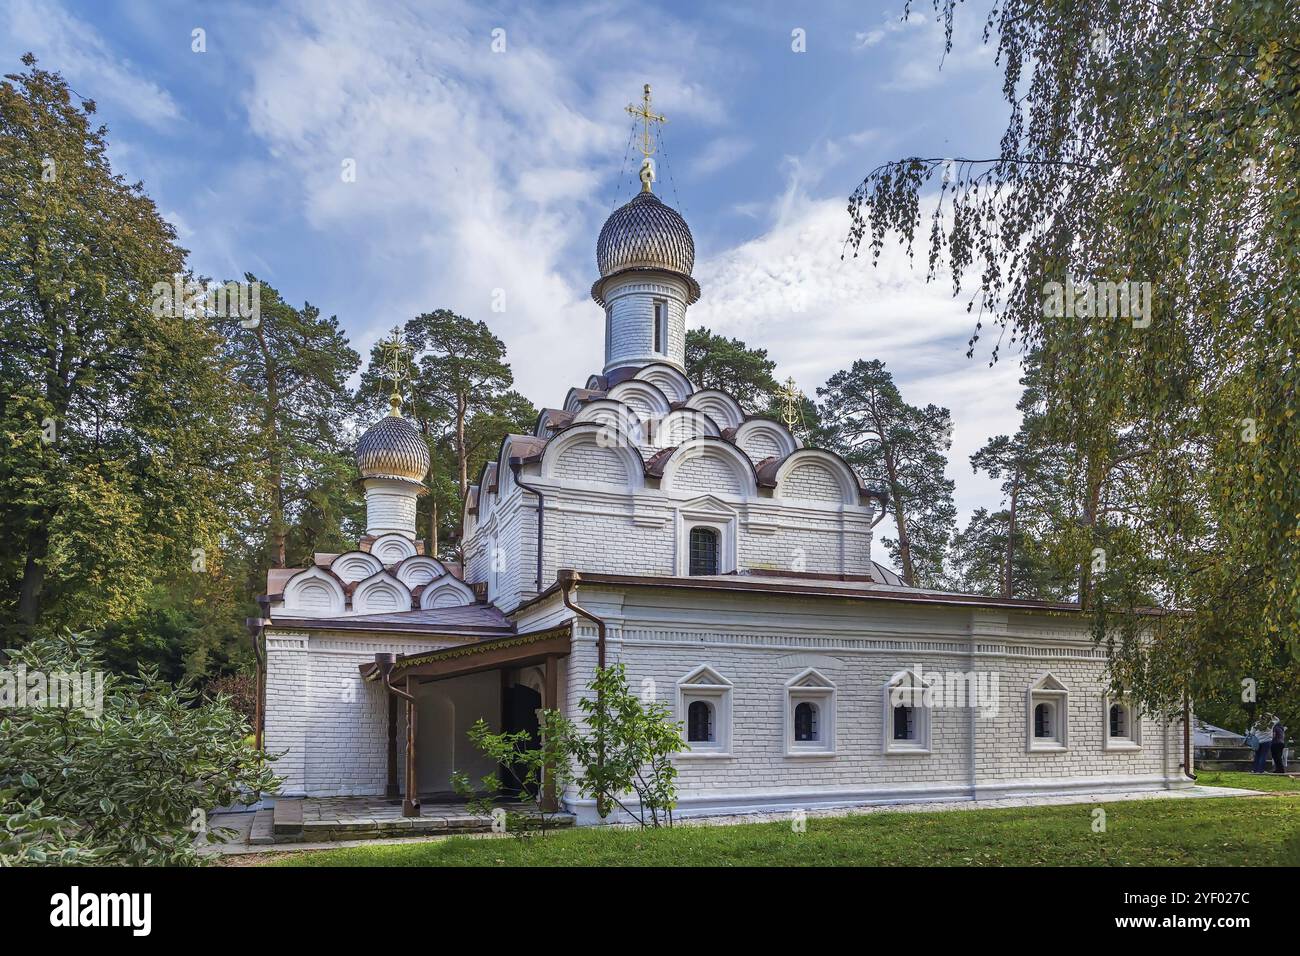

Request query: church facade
[{"left": 257, "top": 132, "right": 1192, "bottom": 824}]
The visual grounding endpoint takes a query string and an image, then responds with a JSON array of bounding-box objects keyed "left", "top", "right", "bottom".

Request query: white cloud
[
  {"left": 691, "top": 135, "right": 753, "bottom": 178},
  {"left": 853, "top": 10, "right": 927, "bottom": 51},
  {"left": 0, "top": 0, "right": 180, "bottom": 128},
  {"left": 236, "top": 0, "right": 733, "bottom": 397},
  {"left": 692, "top": 185, "right": 1027, "bottom": 556}
]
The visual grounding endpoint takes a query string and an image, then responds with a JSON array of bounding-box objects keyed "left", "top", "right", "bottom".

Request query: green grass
[
  {"left": 267, "top": 794, "right": 1300, "bottom": 867},
  {"left": 1196, "top": 770, "right": 1300, "bottom": 792}
]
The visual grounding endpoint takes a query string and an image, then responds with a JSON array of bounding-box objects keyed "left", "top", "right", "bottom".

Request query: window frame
[
  {"left": 1102, "top": 694, "right": 1142, "bottom": 752},
  {"left": 1026, "top": 672, "right": 1070, "bottom": 753},
  {"left": 675, "top": 513, "right": 735, "bottom": 577},
  {"left": 785, "top": 668, "right": 836, "bottom": 757},
  {"left": 687, "top": 525, "right": 721, "bottom": 576},
  {"left": 653, "top": 299, "right": 668, "bottom": 354},
  {"left": 882, "top": 669, "right": 933, "bottom": 755},
  {"left": 676, "top": 665, "right": 733, "bottom": 758},
  {"left": 686, "top": 699, "right": 716, "bottom": 744}
]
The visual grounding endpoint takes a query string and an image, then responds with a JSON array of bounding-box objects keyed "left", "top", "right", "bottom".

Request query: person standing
[
  {"left": 1246, "top": 727, "right": 1267, "bottom": 773},
  {"left": 1271, "top": 719, "right": 1288, "bottom": 773}
]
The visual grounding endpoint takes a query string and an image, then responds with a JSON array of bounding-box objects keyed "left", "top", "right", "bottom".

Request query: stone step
[
  {"left": 249, "top": 808, "right": 275, "bottom": 845},
  {"left": 272, "top": 798, "right": 304, "bottom": 840},
  {"left": 299, "top": 812, "right": 576, "bottom": 843}
]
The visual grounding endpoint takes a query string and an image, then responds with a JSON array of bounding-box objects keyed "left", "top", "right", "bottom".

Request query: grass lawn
[
  {"left": 267, "top": 794, "right": 1300, "bottom": 867},
  {"left": 1195, "top": 770, "right": 1300, "bottom": 792}
]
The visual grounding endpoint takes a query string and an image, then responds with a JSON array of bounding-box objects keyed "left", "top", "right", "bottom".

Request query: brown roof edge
[
  {"left": 513, "top": 569, "right": 1160, "bottom": 617},
  {"left": 358, "top": 624, "right": 572, "bottom": 680}
]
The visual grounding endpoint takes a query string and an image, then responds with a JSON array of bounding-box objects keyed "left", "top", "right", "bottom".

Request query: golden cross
[
  {"left": 780, "top": 376, "right": 804, "bottom": 430},
  {"left": 626, "top": 83, "right": 666, "bottom": 160},
  {"left": 377, "top": 325, "right": 411, "bottom": 413}
]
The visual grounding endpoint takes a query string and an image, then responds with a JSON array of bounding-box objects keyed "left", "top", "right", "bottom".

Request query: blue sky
[{"left": 3, "top": 0, "right": 1029, "bottom": 560}]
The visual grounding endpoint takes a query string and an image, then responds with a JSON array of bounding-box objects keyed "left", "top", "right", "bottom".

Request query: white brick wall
[
  {"left": 264, "top": 629, "right": 466, "bottom": 797},
  {"left": 550, "top": 589, "right": 1185, "bottom": 820},
  {"left": 602, "top": 274, "right": 689, "bottom": 372},
  {"left": 266, "top": 592, "right": 1186, "bottom": 814}
]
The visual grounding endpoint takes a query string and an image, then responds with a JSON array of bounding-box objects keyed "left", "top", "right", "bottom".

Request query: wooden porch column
[
  {"left": 403, "top": 675, "right": 421, "bottom": 817},
  {"left": 386, "top": 693, "right": 399, "bottom": 799},
  {"left": 541, "top": 654, "right": 559, "bottom": 812}
]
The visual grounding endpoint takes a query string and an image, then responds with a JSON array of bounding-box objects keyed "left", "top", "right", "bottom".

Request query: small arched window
[
  {"left": 1034, "top": 702, "right": 1054, "bottom": 738},
  {"left": 688, "top": 526, "right": 720, "bottom": 576},
  {"left": 794, "top": 701, "right": 819, "bottom": 741},
  {"left": 687, "top": 700, "right": 714, "bottom": 742},
  {"left": 1109, "top": 704, "right": 1125, "bottom": 738}
]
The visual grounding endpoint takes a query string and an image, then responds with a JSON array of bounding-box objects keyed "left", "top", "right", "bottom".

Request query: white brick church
[{"left": 257, "top": 120, "right": 1192, "bottom": 823}]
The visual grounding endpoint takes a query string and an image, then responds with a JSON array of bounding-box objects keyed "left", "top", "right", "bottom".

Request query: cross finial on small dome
[
  {"left": 377, "top": 325, "right": 411, "bottom": 415},
  {"left": 626, "top": 82, "right": 666, "bottom": 164}
]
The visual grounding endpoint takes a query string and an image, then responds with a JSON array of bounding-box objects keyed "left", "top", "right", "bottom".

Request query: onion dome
[
  {"left": 356, "top": 400, "right": 429, "bottom": 483},
  {"left": 593, "top": 189, "right": 700, "bottom": 305}
]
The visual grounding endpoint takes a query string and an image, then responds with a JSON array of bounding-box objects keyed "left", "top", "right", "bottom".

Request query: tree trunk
[
  {"left": 430, "top": 499, "right": 438, "bottom": 558},
  {"left": 883, "top": 453, "right": 916, "bottom": 586},
  {"left": 1004, "top": 474, "right": 1021, "bottom": 598},
  {"left": 455, "top": 392, "right": 468, "bottom": 501},
  {"left": 1078, "top": 467, "right": 1104, "bottom": 609},
  {"left": 257, "top": 326, "right": 286, "bottom": 567},
  {"left": 17, "top": 517, "right": 51, "bottom": 633}
]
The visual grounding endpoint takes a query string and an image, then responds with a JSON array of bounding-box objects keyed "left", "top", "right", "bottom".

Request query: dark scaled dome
[
  {"left": 356, "top": 409, "right": 430, "bottom": 483},
  {"left": 596, "top": 191, "right": 695, "bottom": 280}
]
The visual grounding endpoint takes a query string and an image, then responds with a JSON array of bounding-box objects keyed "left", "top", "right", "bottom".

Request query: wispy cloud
[
  {"left": 236, "top": 0, "right": 732, "bottom": 394},
  {"left": 692, "top": 181, "right": 1025, "bottom": 534},
  {"left": 0, "top": 0, "right": 180, "bottom": 128},
  {"left": 691, "top": 135, "right": 753, "bottom": 177}
]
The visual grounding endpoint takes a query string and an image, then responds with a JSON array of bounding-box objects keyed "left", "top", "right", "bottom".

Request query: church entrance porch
[{"left": 359, "top": 626, "right": 571, "bottom": 817}]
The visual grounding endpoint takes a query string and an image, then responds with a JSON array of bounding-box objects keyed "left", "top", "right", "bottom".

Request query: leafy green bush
[
  {"left": 568, "top": 665, "right": 684, "bottom": 827},
  {"left": 0, "top": 630, "right": 278, "bottom": 865}
]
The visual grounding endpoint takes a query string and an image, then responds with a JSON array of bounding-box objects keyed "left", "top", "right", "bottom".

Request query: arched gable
[
  {"left": 463, "top": 485, "right": 480, "bottom": 533},
  {"left": 775, "top": 450, "right": 860, "bottom": 505},
  {"left": 282, "top": 566, "right": 346, "bottom": 616},
  {"left": 473, "top": 462, "right": 497, "bottom": 521},
  {"left": 419, "top": 574, "right": 476, "bottom": 609},
  {"left": 732, "top": 418, "right": 799, "bottom": 465},
  {"left": 353, "top": 571, "right": 413, "bottom": 614},
  {"left": 330, "top": 550, "right": 384, "bottom": 584},
  {"left": 370, "top": 532, "right": 418, "bottom": 564},
  {"left": 573, "top": 399, "right": 643, "bottom": 437},
  {"left": 394, "top": 555, "right": 447, "bottom": 589},
  {"left": 633, "top": 363, "right": 693, "bottom": 403},
  {"left": 661, "top": 438, "right": 757, "bottom": 498},
  {"left": 605, "top": 379, "right": 672, "bottom": 422},
  {"left": 655, "top": 408, "right": 721, "bottom": 449},
  {"left": 562, "top": 386, "right": 608, "bottom": 414},
  {"left": 685, "top": 389, "right": 744, "bottom": 431},
  {"left": 540, "top": 423, "right": 645, "bottom": 489}
]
